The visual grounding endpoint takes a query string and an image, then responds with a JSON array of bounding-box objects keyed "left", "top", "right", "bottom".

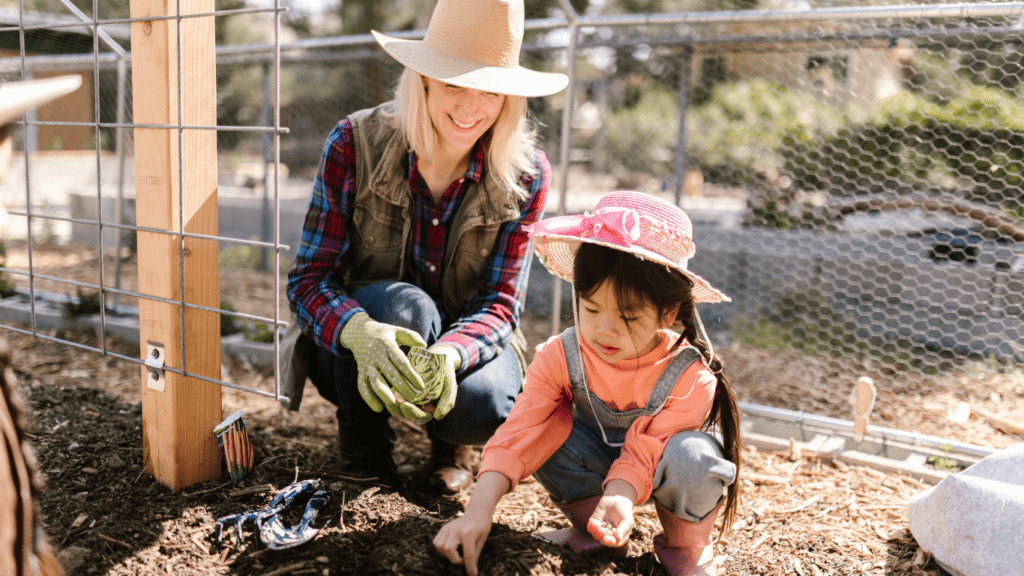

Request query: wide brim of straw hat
[
  {"left": 529, "top": 213, "right": 731, "bottom": 304},
  {"left": 0, "top": 75, "right": 83, "bottom": 127},
  {"left": 371, "top": 30, "right": 568, "bottom": 97}
]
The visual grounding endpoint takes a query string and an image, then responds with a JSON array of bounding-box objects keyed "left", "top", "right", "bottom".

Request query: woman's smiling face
[{"left": 423, "top": 76, "right": 505, "bottom": 156}]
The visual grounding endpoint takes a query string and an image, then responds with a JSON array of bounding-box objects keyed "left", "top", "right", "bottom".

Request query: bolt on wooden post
[{"left": 130, "top": 0, "right": 222, "bottom": 490}]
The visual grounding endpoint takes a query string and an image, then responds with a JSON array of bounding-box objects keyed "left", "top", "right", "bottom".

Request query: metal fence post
[
  {"left": 112, "top": 55, "right": 128, "bottom": 310},
  {"left": 674, "top": 44, "right": 693, "bottom": 208},
  {"left": 260, "top": 60, "right": 271, "bottom": 272},
  {"left": 550, "top": 0, "right": 580, "bottom": 337}
]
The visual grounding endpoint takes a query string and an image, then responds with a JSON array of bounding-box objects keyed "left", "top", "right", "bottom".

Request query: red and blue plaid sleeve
[
  {"left": 436, "top": 149, "right": 551, "bottom": 372},
  {"left": 286, "top": 120, "right": 365, "bottom": 355}
]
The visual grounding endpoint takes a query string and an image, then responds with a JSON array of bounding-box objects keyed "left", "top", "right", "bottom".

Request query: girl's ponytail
[{"left": 679, "top": 301, "right": 742, "bottom": 533}]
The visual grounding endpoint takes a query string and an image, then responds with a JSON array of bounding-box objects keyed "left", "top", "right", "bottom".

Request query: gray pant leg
[{"left": 651, "top": 431, "right": 736, "bottom": 522}]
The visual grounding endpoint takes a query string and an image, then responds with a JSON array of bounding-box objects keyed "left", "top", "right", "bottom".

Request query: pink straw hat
[{"left": 527, "top": 191, "right": 730, "bottom": 303}]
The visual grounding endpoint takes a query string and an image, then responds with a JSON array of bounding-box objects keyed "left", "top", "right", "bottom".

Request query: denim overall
[{"left": 533, "top": 329, "right": 736, "bottom": 522}]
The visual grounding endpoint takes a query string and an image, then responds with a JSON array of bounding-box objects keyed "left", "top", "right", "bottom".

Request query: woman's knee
[
  {"left": 351, "top": 282, "right": 441, "bottom": 338},
  {"left": 652, "top": 431, "right": 736, "bottom": 521},
  {"left": 430, "top": 374, "right": 516, "bottom": 445},
  {"left": 437, "top": 347, "right": 521, "bottom": 437}
]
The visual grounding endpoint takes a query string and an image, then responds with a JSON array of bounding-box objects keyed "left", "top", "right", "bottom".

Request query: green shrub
[
  {"left": 926, "top": 443, "right": 963, "bottom": 472},
  {"left": 246, "top": 321, "right": 276, "bottom": 344},
  {"left": 782, "top": 87, "right": 1024, "bottom": 208},
  {"left": 219, "top": 245, "right": 265, "bottom": 271},
  {"left": 603, "top": 87, "right": 680, "bottom": 178},
  {"left": 63, "top": 288, "right": 102, "bottom": 317},
  {"left": 732, "top": 286, "right": 945, "bottom": 372},
  {"left": 0, "top": 242, "right": 15, "bottom": 299},
  {"left": 688, "top": 79, "right": 850, "bottom": 186},
  {"left": 220, "top": 299, "right": 242, "bottom": 336},
  {"left": 0, "top": 278, "right": 14, "bottom": 299}
]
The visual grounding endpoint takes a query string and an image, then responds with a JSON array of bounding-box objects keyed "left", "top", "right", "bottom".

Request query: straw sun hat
[
  {"left": 527, "top": 191, "right": 731, "bottom": 304},
  {"left": 371, "top": 0, "right": 568, "bottom": 97},
  {"left": 0, "top": 75, "right": 82, "bottom": 128},
  {"left": 0, "top": 75, "right": 82, "bottom": 231}
]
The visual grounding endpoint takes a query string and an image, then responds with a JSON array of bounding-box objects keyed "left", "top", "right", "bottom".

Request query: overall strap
[
  {"left": 558, "top": 328, "right": 586, "bottom": 396},
  {"left": 560, "top": 330, "right": 707, "bottom": 415},
  {"left": 559, "top": 328, "right": 626, "bottom": 446},
  {"left": 645, "top": 344, "right": 706, "bottom": 417}
]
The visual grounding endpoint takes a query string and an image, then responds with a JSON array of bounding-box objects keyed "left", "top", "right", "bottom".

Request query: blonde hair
[{"left": 390, "top": 68, "right": 539, "bottom": 200}]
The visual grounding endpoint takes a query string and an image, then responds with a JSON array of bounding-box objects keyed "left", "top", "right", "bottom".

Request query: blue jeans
[
  {"left": 308, "top": 281, "right": 522, "bottom": 446},
  {"left": 532, "top": 423, "right": 735, "bottom": 522}
]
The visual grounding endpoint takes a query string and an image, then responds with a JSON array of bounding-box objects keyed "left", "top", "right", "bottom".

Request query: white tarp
[{"left": 908, "top": 443, "right": 1024, "bottom": 576}]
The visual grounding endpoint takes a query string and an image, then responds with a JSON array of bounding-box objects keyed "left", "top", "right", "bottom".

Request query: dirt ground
[{"left": 2, "top": 242, "right": 1023, "bottom": 576}]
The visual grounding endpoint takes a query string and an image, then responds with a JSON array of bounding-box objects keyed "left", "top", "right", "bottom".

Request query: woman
[{"left": 285, "top": 0, "right": 567, "bottom": 494}]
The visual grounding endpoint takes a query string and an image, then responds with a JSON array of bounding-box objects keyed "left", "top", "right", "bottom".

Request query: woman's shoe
[
  {"left": 338, "top": 423, "right": 402, "bottom": 489},
  {"left": 653, "top": 501, "right": 722, "bottom": 576},
  {"left": 426, "top": 430, "right": 474, "bottom": 494}
]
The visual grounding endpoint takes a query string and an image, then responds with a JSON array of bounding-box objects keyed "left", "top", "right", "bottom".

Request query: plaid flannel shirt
[{"left": 287, "top": 118, "right": 549, "bottom": 372}]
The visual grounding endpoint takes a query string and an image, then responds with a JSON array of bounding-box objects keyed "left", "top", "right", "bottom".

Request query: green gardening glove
[
  {"left": 338, "top": 312, "right": 431, "bottom": 422},
  {"left": 407, "top": 343, "right": 461, "bottom": 420}
]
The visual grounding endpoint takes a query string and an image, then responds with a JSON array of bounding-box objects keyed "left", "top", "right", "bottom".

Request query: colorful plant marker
[{"left": 213, "top": 410, "right": 254, "bottom": 485}]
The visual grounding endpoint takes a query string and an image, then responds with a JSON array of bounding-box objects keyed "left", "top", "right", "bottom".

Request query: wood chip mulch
[{"left": 2, "top": 243, "right": 1023, "bottom": 575}]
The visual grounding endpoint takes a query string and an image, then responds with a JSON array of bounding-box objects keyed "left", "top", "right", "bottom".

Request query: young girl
[{"left": 433, "top": 191, "right": 742, "bottom": 576}]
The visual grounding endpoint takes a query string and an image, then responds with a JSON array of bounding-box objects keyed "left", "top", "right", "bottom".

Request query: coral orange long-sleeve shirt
[{"left": 479, "top": 329, "right": 717, "bottom": 503}]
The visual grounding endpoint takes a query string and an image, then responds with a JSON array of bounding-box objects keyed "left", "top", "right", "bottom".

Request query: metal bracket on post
[{"left": 145, "top": 341, "right": 165, "bottom": 391}]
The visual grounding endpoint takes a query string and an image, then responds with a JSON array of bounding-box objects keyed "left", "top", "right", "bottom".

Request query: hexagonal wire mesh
[
  {"left": 670, "top": 12, "right": 1024, "bottom": 372},
  {"left": 1, "top": 2, "right": 1023, "bottom": 408}
]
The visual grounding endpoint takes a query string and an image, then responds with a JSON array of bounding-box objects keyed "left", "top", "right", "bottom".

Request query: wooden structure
[
  {"left": 130, "top": 0, "right": 222, "bottom": 490},
  {"left": 0, "top": 345, "right": 61, "bottom": 576}
]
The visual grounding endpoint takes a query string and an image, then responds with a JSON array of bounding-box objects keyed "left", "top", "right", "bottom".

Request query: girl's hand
[
  {"left": 433, "top": 471, "right": 510, "bottom": 576},
  {"left": 586, "top": 494, "right": 634, "bottom": 548},
  {"left": 433, "top": 510, "right": 492, "bottom": 576}
]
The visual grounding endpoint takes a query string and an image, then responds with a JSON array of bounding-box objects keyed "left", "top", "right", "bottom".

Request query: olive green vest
[
  {"left": 281, "top": 103, "right": 530, "bottom": 410},
  {"left": 343, "top": 103, "right": 530, "bottom": 374}
]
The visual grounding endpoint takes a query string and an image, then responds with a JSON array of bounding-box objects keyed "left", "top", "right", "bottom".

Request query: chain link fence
[{"left": 2, "top": 2, "right": 1023, "bottom": 396}]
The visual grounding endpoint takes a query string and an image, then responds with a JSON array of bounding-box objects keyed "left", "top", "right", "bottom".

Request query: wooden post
[{"left": 130, "top": 0, "right": 222, "bottom": 490}]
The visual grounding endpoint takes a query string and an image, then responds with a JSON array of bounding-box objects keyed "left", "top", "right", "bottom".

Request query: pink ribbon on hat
[{"left": 579, "top": 207, "right": 641, "bottom": 246}]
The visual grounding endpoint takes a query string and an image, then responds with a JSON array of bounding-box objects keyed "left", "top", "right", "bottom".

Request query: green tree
[
  {"left": 339, "top": 0, "right": 430, "bottom": 34},
  {"left": 16, "top": 0, "right": 128, "bottom": 20},
  {"left": 526, "top": 0, "right": 588, "bottom": 19}
]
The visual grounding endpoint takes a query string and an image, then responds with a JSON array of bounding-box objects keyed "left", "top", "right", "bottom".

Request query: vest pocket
[
  {"left": 448, "top": 226, "right": 500, "bottom": 306},
  {"left": 351, "top": 202, "right": 405, "bottom": 253},
  {"left": 349, "top": 201, "right": 406, "bottom": 284}
]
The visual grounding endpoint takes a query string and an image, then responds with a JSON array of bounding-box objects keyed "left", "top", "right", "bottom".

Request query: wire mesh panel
[
  {"left": 0, "top": 1, "right": 290, "bottom": 403},
  {"left": 554, "top": 8, "right": 1024, "bottom": 372},
  {"left": 2, "top": 2, "right": 1023, "bottom": 406}
]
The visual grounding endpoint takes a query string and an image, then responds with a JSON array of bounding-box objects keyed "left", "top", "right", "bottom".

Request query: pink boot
[
  {"left": 539, "top": 495, "right": 628, "bottom": 557},
  {"left": 653, "top": 502, "right": 722, "bottom": 576}
]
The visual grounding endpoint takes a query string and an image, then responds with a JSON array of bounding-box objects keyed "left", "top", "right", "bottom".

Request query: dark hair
[{"left": 573, "top": 243, "right": 742, "bottom": 530}]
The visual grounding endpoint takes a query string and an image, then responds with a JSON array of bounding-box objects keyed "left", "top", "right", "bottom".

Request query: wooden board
[{"left": 130, "top": 0, "right": 222, "bottom": 491}]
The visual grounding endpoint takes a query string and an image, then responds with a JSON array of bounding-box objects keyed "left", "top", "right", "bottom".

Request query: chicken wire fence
[{"left": 1, "top": 2, "right": 1024, "bottom": 408}]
